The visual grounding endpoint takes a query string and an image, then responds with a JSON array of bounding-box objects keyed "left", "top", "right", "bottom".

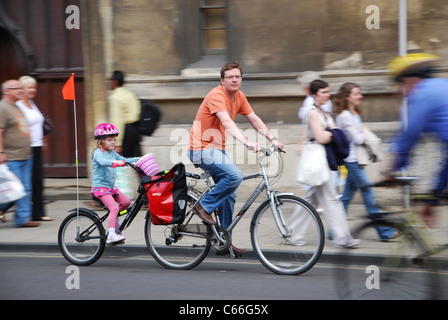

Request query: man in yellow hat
[{"left": 387, "top": 53, "right": 447, "bottom": 225}]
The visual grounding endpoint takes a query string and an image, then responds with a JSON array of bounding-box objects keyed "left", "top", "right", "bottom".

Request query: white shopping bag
[
  {"left": 0, "top": 164, "right": 26, "bottom": 204},
  {"left": 114, "top": 165, "right": 134, "bottom": 199}
]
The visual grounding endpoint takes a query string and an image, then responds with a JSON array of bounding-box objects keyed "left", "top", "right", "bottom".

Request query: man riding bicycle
[
  {"left": 387, "top": 53, "right": 448, "bottom": 225},
  {"left": 188, "top": 62, "right": 284, "bottom": 255}
]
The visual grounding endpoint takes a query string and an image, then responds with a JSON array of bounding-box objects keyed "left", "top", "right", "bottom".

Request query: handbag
[
  {"left": 297, "top": 142, "right": 330, "bottom": 186},
  {"left": 43, "top": 115, "right": 54, "bottom": 135},
  {"left": 0, "top": 164, "right": 26, "bottom": 204},
  {"left": 114, "top": 166, "right": 134, "bottom": 199}
]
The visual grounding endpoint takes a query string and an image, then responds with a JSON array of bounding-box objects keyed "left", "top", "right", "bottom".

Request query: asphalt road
[
  {"left": 2, "top": 251, "right": 447, "bottom": 305},
  {"left": 1, "top": 251, "right": 339, "bottom": 302}
]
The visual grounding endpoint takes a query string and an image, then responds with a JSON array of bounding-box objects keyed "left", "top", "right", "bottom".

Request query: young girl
[{"left": 91, "top": 123, "right": 139, "bottom": 244}]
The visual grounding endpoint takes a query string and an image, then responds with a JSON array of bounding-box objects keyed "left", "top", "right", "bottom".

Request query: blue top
[
  {"left": 91, "top": 148, "right": 138, "bottom": 188},
  {"left": 392, "top": 78, "right": 448, "bottom": 191}
]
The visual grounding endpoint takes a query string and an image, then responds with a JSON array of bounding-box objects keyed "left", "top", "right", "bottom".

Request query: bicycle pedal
[
  {"left": 228, "top": 247, "right": 241, "bottom": 259},
  {"left": 215, "top": 250, "right": 241, "bottom": 258}
]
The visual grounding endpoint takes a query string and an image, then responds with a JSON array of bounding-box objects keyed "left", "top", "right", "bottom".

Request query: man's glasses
[{"left": 223, "top": 76, "right": 242, "bottom": 80}]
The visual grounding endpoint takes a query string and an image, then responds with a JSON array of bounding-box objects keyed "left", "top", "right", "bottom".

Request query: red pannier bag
[{"left": 144, "top": 162, "right": 187, "bottom": 225}]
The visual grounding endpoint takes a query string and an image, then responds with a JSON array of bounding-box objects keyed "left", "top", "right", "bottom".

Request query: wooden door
[{"left": 0, "top": 0, "right": 86, "bottom": 177}]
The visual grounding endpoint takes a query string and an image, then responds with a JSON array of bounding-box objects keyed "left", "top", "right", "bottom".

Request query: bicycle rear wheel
[
  {"left": 335, "top": 219, "right": 441, "bottom": 300},
  {"left": 251, "top": 194, "right": 324, "bottom": 275},
  {"left": 58, "top": 211, "right": 106, "bottom": 266},
  {"left": 145, "top": 191, "right": 211, "bottom": 270}
]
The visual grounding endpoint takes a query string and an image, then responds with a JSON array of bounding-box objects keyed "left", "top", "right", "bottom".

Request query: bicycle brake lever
[{"left": 273, "top": 145, "right": 285, "bottom": 153}]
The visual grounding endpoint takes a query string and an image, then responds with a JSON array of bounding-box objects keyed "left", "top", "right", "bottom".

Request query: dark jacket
[{"left": 325, "top": 128, "right": 350, "bottom": 171}]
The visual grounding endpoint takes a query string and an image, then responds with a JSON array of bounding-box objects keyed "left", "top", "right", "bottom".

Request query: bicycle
[
  {"left": 146, "top": 145, "right": 325, "bottom": 275},
  {"left": 58, "top": 145, "right": 325, "bottom": 275},
  {"left": 335, "top": 176, "right": 448, "bottom": 300},
  {"left": 58, "top": 162, "right": 150, "bottom": 266}
]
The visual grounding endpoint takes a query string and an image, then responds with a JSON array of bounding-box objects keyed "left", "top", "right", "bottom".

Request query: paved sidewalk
[
  {"left": 1, "top": 122, "right": 447, "bottom": 263},
  {"left": 1, "top": 195, "right": 447, "bottom": 264}
]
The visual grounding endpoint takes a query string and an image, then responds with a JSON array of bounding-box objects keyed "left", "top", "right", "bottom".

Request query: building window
[{"left": 200, "top": 0, "right": 226, "bottom": 54}]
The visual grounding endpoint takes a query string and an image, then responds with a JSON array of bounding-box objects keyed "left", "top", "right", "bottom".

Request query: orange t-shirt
[{"left": 189, "top": 85, "right": 253, "bottom": 151}]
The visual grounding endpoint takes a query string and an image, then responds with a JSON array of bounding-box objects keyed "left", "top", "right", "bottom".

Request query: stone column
[{"left": 80, "top": 0, "right": 109, "bottom": 177}]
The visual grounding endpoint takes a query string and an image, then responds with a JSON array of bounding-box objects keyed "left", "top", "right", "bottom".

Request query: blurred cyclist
[{"left": 387, "top": 53, "right": 448, "bottom": 226}]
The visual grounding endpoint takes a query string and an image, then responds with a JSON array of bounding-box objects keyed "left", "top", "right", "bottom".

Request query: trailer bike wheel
[{"left": 58, "top": 211, "right": 106, "bottom": 266}]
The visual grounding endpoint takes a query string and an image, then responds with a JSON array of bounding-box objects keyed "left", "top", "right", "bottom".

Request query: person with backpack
[
  {"left": 108, "top": 70, "right": 141, "bottom": 157},
  {"left": 91, "top": 123, "right": 139, "bottom": 244}
]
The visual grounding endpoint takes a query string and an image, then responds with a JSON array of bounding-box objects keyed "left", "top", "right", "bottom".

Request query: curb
[{"left": 0, "top": 242, "right": 369, "bottom": 265}]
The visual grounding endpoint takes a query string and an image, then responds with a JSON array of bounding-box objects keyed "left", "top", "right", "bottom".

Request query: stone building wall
[
  {"left": 108, "top": 0, "right": 448, "bottom": 75},
  {"left": 82, "top": 0, "right": 448, "bottom": 130}
]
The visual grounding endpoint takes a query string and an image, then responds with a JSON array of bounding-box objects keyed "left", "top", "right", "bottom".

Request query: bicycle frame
[
  {"left": 71, "top": 148, "right": 287, "bottom": 248},
  {"left": 188, "top": 146, "right": 291, "bottom": 239},
  {"left": 72, "top": 164, "right": 147, "bottom": 242}
]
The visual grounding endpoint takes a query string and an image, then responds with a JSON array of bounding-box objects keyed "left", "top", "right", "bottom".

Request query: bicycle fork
[{"left": 269, "top": 193, "right": 292, "bottom": 238}]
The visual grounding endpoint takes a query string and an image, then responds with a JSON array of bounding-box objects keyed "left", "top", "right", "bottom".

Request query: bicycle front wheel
[
  {"left": 145, "top": 191, "right": 211, "bottom": 270},
  {"left": 251, "top": 195, "right": 324, "bottom": 275},
  {"left": 335, "top": 219, "right": 441, "bottom": 300},
  {"left": 58, "top": 211, "right": 106, "bottom": 266}
]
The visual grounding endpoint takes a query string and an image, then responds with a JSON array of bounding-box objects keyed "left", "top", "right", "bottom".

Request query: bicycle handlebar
[
  {"left": 248, "top": 144, "right": 285, "bottom": 156},
  {"left": 186, "top": 172, "right": 201, "bottom": 180}
]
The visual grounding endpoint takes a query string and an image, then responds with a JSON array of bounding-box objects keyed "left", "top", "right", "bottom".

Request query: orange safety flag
[{"left": 62, "top": 73, "right": 75, "bottom": 100}]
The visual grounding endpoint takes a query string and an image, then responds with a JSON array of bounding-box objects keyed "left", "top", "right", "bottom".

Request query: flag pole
[
  {"left": 62, "top": 73, "right": 79, "bottom": 222},
  {"left": 73, "top": 87, "right": 79, "bottom": 218}
]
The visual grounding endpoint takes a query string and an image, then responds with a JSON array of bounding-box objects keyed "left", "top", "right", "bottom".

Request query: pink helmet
[{"left": 94, "top": 123, "right": 119, "bottom": 139}]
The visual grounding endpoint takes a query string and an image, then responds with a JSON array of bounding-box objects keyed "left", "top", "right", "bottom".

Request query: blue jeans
[
  {"left": 341, "top": 161, "right": 395, "bottom": 240},
  {"left": 0, "top": 157, "right": 33, "bottom": 227},
  {"left": 188, "top": 148, "right": 243, "bottom": 230}
]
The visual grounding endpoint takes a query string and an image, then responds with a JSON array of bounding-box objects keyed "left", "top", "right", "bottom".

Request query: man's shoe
[
  {"left": 231, "top": 245, "right": 248, "bottom": 254},
  {"left": 216, "top": 245, "right": 248, "bottom": 257},
  {"left": 19, "top": 221, "right": 40, "bottom": 228},
  {"left": 193, "top": 203, "right": 216, "bottom": 225}
]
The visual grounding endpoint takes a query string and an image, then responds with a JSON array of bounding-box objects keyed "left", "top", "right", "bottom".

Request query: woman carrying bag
[
  {"left": 289, "top": 80, "right": 360, "bottom": 248},
  {"left": 334, "top": 82, "right": 396, "bottom": 241}
]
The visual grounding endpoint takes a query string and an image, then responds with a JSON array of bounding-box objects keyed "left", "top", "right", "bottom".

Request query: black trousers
[
  {"left": 122, "top": 122, "right": 142, "bottom": 157},
  {"left": 32, "top": 146, "right": 45, "bottom": 220}
]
